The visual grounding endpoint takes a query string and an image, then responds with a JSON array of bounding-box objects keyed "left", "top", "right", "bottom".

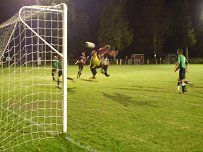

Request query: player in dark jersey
[
  {"left": 97, "top": 45, "right": 118, "bottom": 77},
  {"left": 175, "top": 49, "right": 189, "bottom": 94},
  {"left": 75, "top": 52, "right": 87, "bottom": 79}
]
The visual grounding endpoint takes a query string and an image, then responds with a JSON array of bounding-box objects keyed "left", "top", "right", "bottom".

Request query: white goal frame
[
  {"left": 0, "top": 3, "right": 68, "bottom": 151},
  {"left": 18, "top": 3, "right": 68, "bottom": 134}
]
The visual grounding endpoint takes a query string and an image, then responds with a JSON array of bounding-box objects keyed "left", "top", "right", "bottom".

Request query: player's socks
[
  {"left": 182, "top": 83, "right": 186, "bottom": 93},
  {"left": 52, "top": 73, "right": 55, "bottom": 80},
  {"left": 177, "top": 81, "right": 181, "bottom": 90},
  {"left": 77, "top": 72, "right": 81, "bottom": 79}
]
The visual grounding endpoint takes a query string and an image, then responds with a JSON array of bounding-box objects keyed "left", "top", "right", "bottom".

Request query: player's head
[
  {"left": 104, "top": 45, "right": 111, "bottom": 50},
  {"left": 82, "top": 52, "right": 85, "bottom": 56},
  {"left": 100, "top": 53, "right": 104, "bottom": 57},
  {"left": 177, "top": 49, "right": 183, "bottom": 55},
  {"left": 53, "top": 56, "right": 57, "bottom": 60},
  {"left": 91, "top": 50, "right": 97, "bottom": 57}
]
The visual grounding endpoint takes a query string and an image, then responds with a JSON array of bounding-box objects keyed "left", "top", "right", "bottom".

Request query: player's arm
[
  {"left": 75, "top": 60, "right": 79, "bottom": 65},
  {"left": 175, "top": 61, "right": 180, "bottom": 72},
  {"left": 175, "top": 56, "right": 180, "bottom": 72},
  {"left": 175, "top": 65, "right": 180, "bottom": 72}
]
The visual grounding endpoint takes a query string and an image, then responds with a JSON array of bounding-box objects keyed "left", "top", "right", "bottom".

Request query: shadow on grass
[
  {"left": 102, "top": 92, "right": 158, "bottom": 108},
  {"left": 67, "top": 87, "right": 77, "bottom": 93},
  {"left": 116, "top": 85, "right": 169, "bottom": 93},
  {"left": 79, "top": 78, "right": 98, "bottom": 82}
]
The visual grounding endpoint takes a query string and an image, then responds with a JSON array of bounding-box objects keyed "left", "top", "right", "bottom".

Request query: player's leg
[
  {"left": 57, "top": 69, "right": 62, "bottom": 88},
  {"left": 103, "top": 58, "right": 110, "bottom": 77},
  {"left": 100, "top": 64, "right": 105, "bottom": 74},
  {"left": 179, "top": 68, "right": 186, "bottom": 94},
  {"left": 103, "top": 65, "right": 110, "bottom": 77},
  {"left": 185, "top": 80, "right": 192, "bottom": 85},
  {"left": 77, "top": 64, "right": 83, "bottom": 79},
  {"left": 177, "top": 77, "right": 181, "bottom": 90},
  {"left": 90, "top": 67, "right": 97, "bottom": 79},
  {"left": 52, "top": 68, "right": 56, "bottom": 81}
]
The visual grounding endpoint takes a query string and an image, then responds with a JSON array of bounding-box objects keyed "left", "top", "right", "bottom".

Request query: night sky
[
  {"left": 0, "top": 0, "right": 39, "bottom": 23},
  {"left": 0, "top": 0, "right": 138, "bottom": 25},
  {"left": 0, "top": 0, "right": 203, "bottom": 57}
]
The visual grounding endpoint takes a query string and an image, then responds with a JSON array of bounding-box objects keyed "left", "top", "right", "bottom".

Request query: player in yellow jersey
[{"left": 90, "top": 50, "right": 102, "bottom": 79}]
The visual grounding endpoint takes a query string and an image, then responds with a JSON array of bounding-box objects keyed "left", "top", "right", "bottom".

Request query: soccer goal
[
  {"left": 130, "top": 54, "right": 144, "bottom": 64},
  {"left": 0, "top": 3, "right": 67, "bottom": 151}
]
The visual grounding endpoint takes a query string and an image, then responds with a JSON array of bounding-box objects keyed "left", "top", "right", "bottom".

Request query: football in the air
[{"left": 85, "top": 42, "right": 95, "bottom": 48}]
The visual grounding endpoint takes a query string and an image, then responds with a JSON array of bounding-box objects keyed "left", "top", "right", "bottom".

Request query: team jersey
[
  {"left": 58, "top": 60, "right": 62, "bottom": 69},
  {"left": 177, "top": 54, "right": 188, "bottom": 69},
  {"left": 52, "top": 60, "right": 58, "bottom": 69},
  {"left": 78, "top": 56, "right": 86, "bottom": 65},
  {"left": 98, "top": 47, "right": 111, "bottom": 57},
  {"left": 90, "top": 54, "right": 101, "bottom": 68}
]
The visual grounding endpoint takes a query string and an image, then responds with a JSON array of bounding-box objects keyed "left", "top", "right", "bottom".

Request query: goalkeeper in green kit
[{"left": 175, "top": 49, "right": 189, "bottom": 94}]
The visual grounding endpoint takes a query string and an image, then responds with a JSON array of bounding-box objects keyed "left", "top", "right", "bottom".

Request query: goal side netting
[{"left": 0, "top": 3, "right": 67, "bottom": 151}]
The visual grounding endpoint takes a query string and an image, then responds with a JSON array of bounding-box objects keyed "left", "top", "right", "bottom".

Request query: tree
[
  {"left": 190, "top": 0, "right": 203, "bottom": 57},
  {"left": 165, "top": 0, "right": 196, "bottom": 54},
  {"left": 37, "top": 0, "right": 91, "bottom": 58},
  {"left": 142, "top": 0, "right": 172, "bottom": 56},
  {"left": 97, "top": 0, "right": 133, "bottom": 51}
]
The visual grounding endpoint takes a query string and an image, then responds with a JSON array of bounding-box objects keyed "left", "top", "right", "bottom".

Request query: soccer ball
[{"left": 85, "top": 42, "right": 95, "bottom": 48}]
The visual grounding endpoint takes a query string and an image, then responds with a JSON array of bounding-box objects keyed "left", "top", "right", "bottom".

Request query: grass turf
[{"left": 1, "top": 64, "right": 203, "bottom": 151}]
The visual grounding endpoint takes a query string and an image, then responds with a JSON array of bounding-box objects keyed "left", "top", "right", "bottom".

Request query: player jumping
[
  {"left": 97, "top": 45, "right": 118, "bottom": 77},
  {"left": 90, "top": 50, "right": 101, "bottom": 79}
]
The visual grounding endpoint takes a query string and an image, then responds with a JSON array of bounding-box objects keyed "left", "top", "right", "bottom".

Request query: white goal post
[{"left": 0, "top": 3, "right": 67, "bottom": 151}]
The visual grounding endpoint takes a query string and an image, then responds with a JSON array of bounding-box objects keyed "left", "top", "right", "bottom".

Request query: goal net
[
  {"left": 0, "top": 3, "right": 67, "bottom": 151},
  {"left": 130, "top": 54, "right": 144, "bottom": 64}
]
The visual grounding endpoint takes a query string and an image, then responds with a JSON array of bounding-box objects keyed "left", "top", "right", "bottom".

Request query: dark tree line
[{"left": 34, "top": 0, "right": 203, "bottom": 58}]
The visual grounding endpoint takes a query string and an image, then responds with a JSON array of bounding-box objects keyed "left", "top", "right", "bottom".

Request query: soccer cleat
[
  {"left": 185, "top": 81, "right": 192, "bottom": 85},
  {"left": 105, "top": 73, "right": 110, "bottom": 77},
  {"left": 179, "top": 91, "right": 184, "bottom": 94}
]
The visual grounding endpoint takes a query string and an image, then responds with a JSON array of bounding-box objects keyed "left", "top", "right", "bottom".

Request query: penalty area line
[{"left": 65, "top": 136, "right": 99, "bottom": 152}]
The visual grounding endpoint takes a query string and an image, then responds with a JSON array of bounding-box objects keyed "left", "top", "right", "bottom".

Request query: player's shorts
[
  {"left": 79, "top": 64, "right": 84, "bottom": 71},
  {"left": 179, "top": 68, "right": 186, "bottom": 80}
]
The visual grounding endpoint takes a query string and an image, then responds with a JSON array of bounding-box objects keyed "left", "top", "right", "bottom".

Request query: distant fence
[
  {"left": 189, "top": 58, "right": 203, "bottom": 64},
  {"left": 67, "top": 58, "right": 175, "bottom": 65}
]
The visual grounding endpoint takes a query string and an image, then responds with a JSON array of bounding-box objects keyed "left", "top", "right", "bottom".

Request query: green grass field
[{"left": 1, "top": 64, "right": 203, "bottom": 152}]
